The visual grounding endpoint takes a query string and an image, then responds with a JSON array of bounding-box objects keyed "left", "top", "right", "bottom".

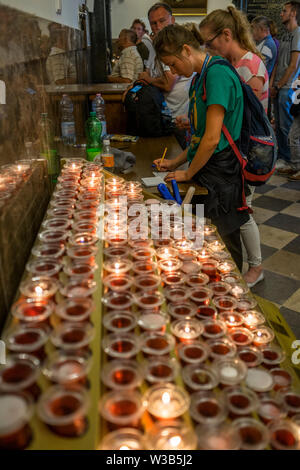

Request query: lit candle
[
  {"left": 209, "top": 240, "right": 225, "bottom": 253},
  {"left": 218, "top": 261, "right": 236, "bottom": 274},
  {"left": 145, "top": 422, "right": 197, "bottom": 450},
  {"left": 144, "top": 384, "right": 190, "bottom": 419},
  {"left": 252, "top": 327, "right": 275, "bottom": 347}
]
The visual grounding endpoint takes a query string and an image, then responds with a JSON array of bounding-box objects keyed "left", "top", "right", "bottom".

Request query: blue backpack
[{"left": 203, "top": 58, "right": 278, "bottom": 187}]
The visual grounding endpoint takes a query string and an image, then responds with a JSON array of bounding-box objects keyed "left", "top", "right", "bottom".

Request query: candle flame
[
  {"left": 184, "top": 326, "right": 191, "bottom": 334},
  {"left": 257, "top": 331, "right": 262, "bottom": 337},
  {"left": 119, "top": 445, "right": 130, "bottom": 450},
  {"left": 17, "top": 165, "right": 22, "bottom": 171},
  {"left": 162, "top": 392, "right": 170, "bottom": 405},
  {"left": 169, "top": 436, "right": 181, "bottom": 447},
  {"left": 229, "top": 316, "right": 235, "bottom": 324},
  {"left": 35, "top": 286, "right": 43, "bottom": 296}
]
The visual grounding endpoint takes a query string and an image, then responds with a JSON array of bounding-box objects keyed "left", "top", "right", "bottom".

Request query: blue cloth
[{"left": 257, "top": 34, "right": 277, "bottom": 77}]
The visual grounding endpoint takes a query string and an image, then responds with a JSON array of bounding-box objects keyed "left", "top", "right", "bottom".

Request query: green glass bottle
[{"left": 85, "top": 111, "right": 102, "bottom": 161}]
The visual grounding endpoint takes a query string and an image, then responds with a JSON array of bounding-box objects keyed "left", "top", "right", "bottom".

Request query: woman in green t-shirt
[{"left": 153, "top": 24, "right": 249, "bottom": 270}]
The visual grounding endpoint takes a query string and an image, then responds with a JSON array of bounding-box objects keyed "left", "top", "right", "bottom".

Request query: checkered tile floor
[{"left": 244, "top": 173, "right": 300, "bottom": 338}]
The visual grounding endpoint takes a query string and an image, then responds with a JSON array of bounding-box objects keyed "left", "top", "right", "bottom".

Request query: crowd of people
[{"left": 109, "top": 1, "right": 300, "bottom": 288}]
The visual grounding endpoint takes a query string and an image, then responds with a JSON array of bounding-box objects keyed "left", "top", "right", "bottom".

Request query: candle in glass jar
[
  {"left": 252, "top": 327, "right": 275, "bottom": 347},
  {"left": 209, "top": 240, "right": 225, "bottom": 253},
  {"left": 144, "top": 421, "right": 197, "bottom": 450},
  {"left": 218, "top": 260, "right": 236, "bottom": 274},
  {"left": 158, "top": 258, "right": 182, "bottom": 273},
  {"left": 243, "top": 310, "right": 265, "bottom": 330},
  {"left": 171, "top": 319, "right": 203, "bottom": 342},
  {"left": 144, "top": 384, "right": 190, "bottom": 420}
]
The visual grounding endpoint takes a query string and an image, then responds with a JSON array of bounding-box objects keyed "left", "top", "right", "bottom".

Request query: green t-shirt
[{"left": 187, "top": 56, "right": 244, "bottom": 163}]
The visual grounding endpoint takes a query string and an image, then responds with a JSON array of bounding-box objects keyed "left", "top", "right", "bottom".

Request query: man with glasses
[
  {"left": 270, "top": 1, "right": 300, "bottom": 175},
  {"left": 138, "top": 2, "right": 193, "bottom": 148}
]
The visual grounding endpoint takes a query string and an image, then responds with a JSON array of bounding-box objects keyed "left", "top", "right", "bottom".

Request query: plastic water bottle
[
  {"left": 92, "top": 93, "right": 107, "bottom": 138},
  {"left": 38, "top": 113, "right": 59, "bottom": 184},
  {"left": 60, "top": 94, "right": 76, "bottom": 144},
  {"left": 101, "top": 138, "right": 115, "bottom": 172},
  {"left": 85, "top": 111, "right": 102, "bottom": 161}
]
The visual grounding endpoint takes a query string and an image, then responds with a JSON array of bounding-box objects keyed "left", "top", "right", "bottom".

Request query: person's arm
[
  {"left": 165, "top": 105, "right": 225, "bottom": 182},
  {"left": 107, "top": 75, "right": 132, "bottom": 83},
  {"left": 153, "top": 148, "right": 188, "bottom": 171},
  {"left": 139, "top": 70, "right": 177, "bottom": 92},
  {"left": 276, "top": 51, "right": 300, "bottom": 88},
  {"left": 270, "top": 62, "right": 278, "bottom": 88},
  {"left": 246, "top": 75, "right": 265, "bottom": 100}
]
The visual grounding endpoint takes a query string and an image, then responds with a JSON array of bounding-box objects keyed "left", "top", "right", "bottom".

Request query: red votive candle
[
  {"left": 63, "top": 262, "right": 98, "bottom": 280},
  {"left": 261, "top": 344, "right": 286, "bottom": 369},
  {"left": 202, "top": 319, "right": 227, "bottom": 340},
  {"left": 168, "top": 302, "right": 197, "bottom": 321},
  {"left": 0, "top": 391, "right": 33, "bottom": 450},
  {"left": 208, "top": 338, "right": 237, "bottom": 361},
  {"left": 190, "top": 390, "right": 227, "bottom": 426},
  {"left": 237, "top": 345, "right": 263, "bottom": 368},
  {"left": 38, "top": 229, "right": 70, "bottom": 245},
  {"left": 103, "top": 291, "right": 135, "bottom": 311},
  {"left": 26, "top": 259, "right": 62, "bottom": 279},
  {"left": 164, "top": 286, "right": 191, "bottom": 304},
  {"left": 161, "top": 271, "right": 186, "bottom": 287},
  {"left": 55, "top": 297, "right": 94, "bottom": 323},
  {"left": 99, "top": 390, "right": 145, "bottom": 431},
  {"left": 140, "top": 332, "right": 175, "bottom": 358},
  {"left": 11, "top": 298, "right": 54, "bottom": 326},
  {"left": 0, "top": 354, "right": 41, "bottom": 401},
  {"left": 67, "top": 245, "right": 98, "bottom": 265},
  {"left": 102, "top": 333, "right": 140, "bottom": 361},
  {"left": 50, "top": 322, "right": 95, "bottom": 353},
  {"left": 37, "top": 385, "right": 89, "bottom": 437},
  {"left": 196, "top": 305, "right": 217, "bottom": 321},
  {"left": 143, "top": 357, "right": 179, "bottom": 385},
  {"left": 269, "top": 419, "right": 299, "bottom": 450},
  {"left": 134, "top": 291, "right": 164, "bottom": 311},
  {"left": 233, "top": 417, "right": 270, "bottom": 450},
  {"left": 182, "top": 363, "right": 219, "bottom": 393},
  {"left": 271, "top": 368, "right": 293, "bottom": 391},
  {"left": 4, "top": 325, "right": 50, "bottom": 361},
  {"left": 103, "top": 311, "right": 137, "bottom": 334},
  {"left": 229, "top": 327, "right": 254, "bottom": 347},
  {"left": 201, "top": 259, "right": 220, "bottom": 281},
  {"left": 225, "top": 386, "right": 258, "bottom": 420},
  {"left": 209, "top": 281, "right": 231, "bottom": 297},
  {"left": 101, "top": 360, "right": 143, "bottom": 391},
  {"left": 282, "top": 390, "right": 300, "bottom": 417},
  {"left": 189, "top": 286, "right": 213, "bottom": 306},
  {"left": 32, "top": 243, "right": 65, "bottom": 262},
  {"left": 213, "top": 295, "right": 237, "bottom": 313},
  {"left": 176, "top": 340, "right": 211, "bottom": 366}
]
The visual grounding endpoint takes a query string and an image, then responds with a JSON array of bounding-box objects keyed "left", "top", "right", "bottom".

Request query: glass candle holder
[
  {"left": 68, "top": 232, "right": 98, "bottom": 248},
  {"left": 0, "top": 391, "right": 33, "bottom": 450},
  {"left": 214, "top": 357, "right": 247, "bottom": 388},
  {"left": 32, "top": 243, "right": 65, "bottom": 261},
  {"left": 230, "top": 283, "right": 250, "bottom": 299},
  {"left": 209, "top": 240, "right": 225, "bottom": 253},
  {"left": 190, "top": 390, "right": 227, "bottom": 426},
  {"left": 103, "top": 291, "right": 135, "bottom": 311},
  {"left": 196, "top": 305, "right": 218, "bottom": 321},
  {"left": 42, "top": 351, "right": 92, "bottom": 387},
  {"left": 228, "top": 327, "right": 254, "bottom": 347},
  {"left": 271, "top": 368, "right": 293, "bottom": 392},
  {"left": 161, "top": 271, "right": 186, "bottom": 287},
  {"left": 73, "top": 210, "right": 98, "bottom": 224},
  {"left": 11, "top": 298, "right": 54, "bottom": 326},
  {"left": 76, "top": 200, "right": 99, "bottom": 212},
  {"left": 281, "top": 390, "right": 300, "bottom": 417},
  {"left": 101, "top": 360, "right": 144, "bottom": 391},
  {"left": 197, "top": 248, "right": 213, "bottom": 263},
  {"left": 164, "top": 286, "right": 191, "bottom": 304},
  {"left": 173, "top": 239, "right": 194, "bottom": 252},
  {"left": 245, "top": 368, "right": 274, "bottom": 393},
  {"left": 42, "top": 218, "right": 73, "bottom": 232},
  {"left": 103, "top": 246, "right": 130, "bottom": 259},
  {"left": 204, "top": 224, "right": 216, "bottom": 237},
  {"left": 38, "top": 229, "right": 70, "bottom": 245},
  {"left": 221, "top": 272, "right": 242, "bottom": 284},
  {"left": 258, "top": 394, "right": 287, "bottom": 424},
  {"left": 168, "top": 302, "right": 197, "bottom": 321},
  {"left": 131, "top": 247, "right": 155, "bottom": 262},
  {"left": 134, "top": 291, "right": 164, "bottom": 311},
  {"left": 217, "top": 260, "right": 236, "bottom": 274},
  {"left": 26, "top": 259, "right": 62, "bottom": 279},
  {"left": 196, "top": 423, "right": 241, "bottom": 450},
  {"left": 103, "top": 311, "right": 137, "bottom": 334},
  {"left": 213, "top": 295, "right": 237, "bottom": 313},
  {"left": 37, "top": 385, "right": 89, "bottom": 437},
  {"left": 4, "top": 325, "right": 50, "bottom": 361},
  {"left": 225, "top": 386, "right": 258, "bottom": 420},
  {"left": 185, "top": 272, "right": 209, "bottom": 288},
  {"left": 252, "top": 326, "right": 275, "bottom": 347},
  {"left": 144, "top": 420, "right": 197, "bottom": 450},
  {"left": 133, "top": 274, "right": 161, "bottom": 293},
  {"left": 103, "top": 273, "right": 133, "bottom": 293},
  {"left": 232, "top": 417, "right": 270, "bottom": 450},
  {"left": 102, "top": 333, "right": 140, "bottom": 361},
  {"left": 242, "top": 310, "right": 266, "bottom": 330},
  {"left": 155, "top": 247, "right": 178, "bottom": 260},
  {"left": 103, "top": 259, "right": 133, "bottom": 276},
  {"left": 137, "top": 312, "right": 169, "bottom": 334},
  {"left": 72, "top": 221, "right": 97, "bottom": 234},
  {"left": 182, "top": 363, "right": 219, "bottom": 393},
  {"left": 201, "top": 259, "right": 220, "bottom": 281},
  {"left": 128, "top": 238, "right": 153, "bottom": 249},
  {"left": 261, "top": 344, "right": 286, "bottom": 369},
  {"left": 236, "top": 296, "right": 257, "bottom": 313},
  {"left": 99, "top": 428, "right": 145, "bottom": 450},
  {"left": 202, "top": 319, "right": 227, "bottom": 340},
  {"left": 219, "top": 312, "right": 244, "bottom": 329},
  {"left": 55, "top": 297, "right": 94, "bottom": 323},
  {"left": 209, "top": 281, "right": 231, "bottom": 297},
  {"left": 132, "top": 260, "right": 157, "bottom": 275},
  {"left": 99, "top": 390, "right": 145, "bottom": 431},
  {"left": 140, "top": 332, "right": 175, "bottom": 358},
  {"left": 20, "top": 276, "right": 59, "bottom": 301},
  {"left": 269, "top": 419, "right": 299, "bottom": 450},
  {"left": 0, "top": 354, "right": 41, "bottom": 401},
  {"left": 143, "top": 357, "right": 179, "bottom": 385},
  {"left": 180, "top": 260, "right": 202, "bottom": 275},
  {"left": 237, "top": 346, "right": 263, "bottom": 368},
  {"left": 144, "top": 383, "right": 190, "bottom": 420},
  {"left": 60, "top": 279, "right": 97, "bottom": 299},
  {"left": 207, "top": 338, "right": 237, "bottom": 361},
  {"left": 63, "top": 262, "right": 98, "bottom": 280},
  {"left": 176, "top": 340, "right": 210, "bottom": 366},
  {"left": 210, "top": 250, "right": 231, "bottom": 262},
  {"left": 50, "top": 322, "right": 95, "bottom": 353},
  {"left": 171, "top": 318, "right": 203, "bottom": 343},
  {"left": 158, "top": 258, "right": 182, "bottom": 273},
  {"left": 189, "top": 286, "right": 213, "bottom": 306},
  {"left": 67, "top": 245, "right": 98, "bottom": 264}
]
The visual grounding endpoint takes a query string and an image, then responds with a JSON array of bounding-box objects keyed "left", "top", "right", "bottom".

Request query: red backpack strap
[{"left": 222, "top": 124, "right": 251, "bottom": 214}]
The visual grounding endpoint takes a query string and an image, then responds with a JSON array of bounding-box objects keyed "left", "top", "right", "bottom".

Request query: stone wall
[{"left": 247, "top": 0, "right": 285, "bottom": 38}]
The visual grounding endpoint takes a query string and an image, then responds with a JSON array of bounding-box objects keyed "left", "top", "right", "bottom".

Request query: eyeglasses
[{"left": 204, "top": 31, "right": 222, "bottom": 49}]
